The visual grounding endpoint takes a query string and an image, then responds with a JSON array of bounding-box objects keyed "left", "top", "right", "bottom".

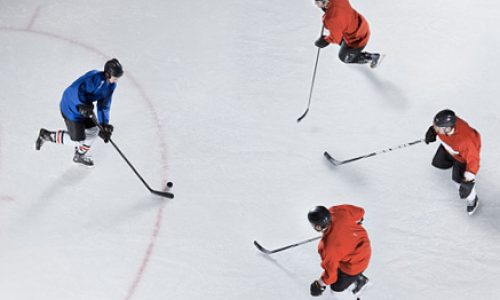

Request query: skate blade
[
  {"left": 371, "top": 54, "right": 386, "bottom": 69},
  {"left": 467, "top": 198, "right": 479, "bottom": 215},
  {"left": 73, "top": 161, "right": 95, "bottom": 168}
]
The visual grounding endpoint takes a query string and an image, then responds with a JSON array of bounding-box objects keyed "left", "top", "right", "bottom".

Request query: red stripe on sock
[{"left": 79, "top": 145, "right": 90, "bottom": 152}]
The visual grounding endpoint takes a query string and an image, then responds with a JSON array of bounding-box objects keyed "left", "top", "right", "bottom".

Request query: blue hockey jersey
[{"left": 60, "top": 70, "right": 117, "bottom": 124}]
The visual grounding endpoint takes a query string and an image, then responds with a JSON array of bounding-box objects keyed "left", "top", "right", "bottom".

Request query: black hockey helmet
[
  {"left": 104, "top": 58, "right": 124, "bottom": 78},
  {"left": 308, "top": 206, "right": 331, "bottom": 232},
  {"left": 433, "top": 109, "right": 456, "bottom": 128}
]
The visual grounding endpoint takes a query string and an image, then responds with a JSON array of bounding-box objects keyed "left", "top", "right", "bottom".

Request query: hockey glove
[
  {"left": 459, "top": 180, "right": 475, "bottom": 199},
  {"left": 310, "top": 280, "right": 326, "bottom": 296},
  {"left": 99, "top": 124, "right": 114, "bottom": 143},
  {"left": 425, "top": 126, "right": 437, "bottom": 144},
  {"left": 77, "top": 104, "right": 95, "bottom": 118},
  {"left": 314, "top": 36, "right": 330, "bottom": 48}
]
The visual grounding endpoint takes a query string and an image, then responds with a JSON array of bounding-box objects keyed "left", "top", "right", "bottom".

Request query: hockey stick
[
  {"left": 324, "top": 138, "right": 425, "bottom": 166},
  {"left": 254, "top": 236, "right": 321, "bottom": 254},
  {"left": 90, "top": 115, "right": 174, "bottom": 199},
  {"left": 297, "top": 26, "right": 325, "bottom": 123}
]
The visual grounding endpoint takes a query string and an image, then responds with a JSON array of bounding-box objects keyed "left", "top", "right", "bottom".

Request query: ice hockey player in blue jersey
[{"left": 35, "top": 58, "right": 124, "bottom": 167}]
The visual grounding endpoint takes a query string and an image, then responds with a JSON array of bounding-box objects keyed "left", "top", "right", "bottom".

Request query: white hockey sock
[
  {"left": 56, "top": 127, "right": 98, "bottom": 151},
  {"left": 76, "top": 127, "right": 99, "bottom": 154},
  {"left": 54, "top": 130, "right": 71, "bottom": 144},
  {"left": 466, "top": 187, "right": 477, "bottom": 203},
  {"left": 82, "top": 127, "right": 98, "bottom": 148}
]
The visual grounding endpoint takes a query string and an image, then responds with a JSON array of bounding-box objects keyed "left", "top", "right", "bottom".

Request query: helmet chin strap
[
  {"left": 434, "top": 125, "right": 455, "bottom": 135},
  {"left": 313, "top": 224, "right": 329, "bottom": 232}
]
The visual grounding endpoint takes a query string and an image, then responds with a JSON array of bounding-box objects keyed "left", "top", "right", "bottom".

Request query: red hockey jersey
[
  {"left": 318, "top": 205, "right": 371, "bottom": 285},
  {"left": 437, "top": 117, "right": 481, "bottom": 174},
  {"left": 322, "top": 0, "right": 370, "bottom": 48}
]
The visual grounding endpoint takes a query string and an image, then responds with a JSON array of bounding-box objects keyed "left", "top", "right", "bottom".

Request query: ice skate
[
  {"left": 467, "top": 196, "right": 479, "bottom": 215},
  {"left": 73, "top": 148, "right": 94, "bottom": 167},
  {"left": 370, "top": 53, "right": 385, "bottom": 69},
  {"left": 35, "top": 128, "right": 54, "bottom": 150},
  {"left": 352, "top": 274, "right": 370, "bottom": 296}
]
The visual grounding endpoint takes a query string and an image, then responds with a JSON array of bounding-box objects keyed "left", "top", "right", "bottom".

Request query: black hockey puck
[{"left": 166, "top": 181, "right": 174, "bottom": 188}]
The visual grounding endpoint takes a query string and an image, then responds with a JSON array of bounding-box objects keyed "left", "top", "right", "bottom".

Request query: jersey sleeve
[
  {"left": 323, "top": 17, "right": 344, "bottom": 45},
  {"left": 320, "top": 243, "right": 344, "bottom": 285},
  {"left": 97, "top": 95, "right": 112, "bottom": 124},
  {"left": 335, "top": 205, "right": 365, "bottom": 223},
  {"left": 460, "top": 140, "right": 480, "bottom": 174}
]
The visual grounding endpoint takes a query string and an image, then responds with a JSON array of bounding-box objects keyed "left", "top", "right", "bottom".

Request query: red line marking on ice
[
  {"left": 124, "top": 205, "right": 165, "bottom": 300},
  {"left": 0, "top": 27, "right": 108, "bottom": 57},
  {"left": 0, "top": 24, "right": 171, "bottom": 300}
]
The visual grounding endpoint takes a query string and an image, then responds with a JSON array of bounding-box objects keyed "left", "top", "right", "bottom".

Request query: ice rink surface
[{"left": 1, "top": 1, "right": 500, "bottom": 299}]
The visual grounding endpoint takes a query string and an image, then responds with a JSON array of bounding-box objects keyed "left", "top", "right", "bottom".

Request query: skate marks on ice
[
  {"left": 353, "top": 66, "right": 409, "bottom": 109},
  {"left": 126, "top": 254, "right": 205, "bottom": 300},
  {"left": 0, "top": 195, "right": 15, "bottom": 202}
]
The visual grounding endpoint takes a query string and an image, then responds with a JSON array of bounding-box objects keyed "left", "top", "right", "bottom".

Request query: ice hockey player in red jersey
[
  {"left": 313, "top": 0, "right": 382, "bottom": 68},
  {"left": 425, "top": 109, "right": 481, "bottom": 215},
  {"left": 308, "top": 205, "right": 371, "bottom": 297}
]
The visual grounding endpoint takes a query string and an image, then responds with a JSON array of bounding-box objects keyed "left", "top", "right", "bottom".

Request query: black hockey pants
[
  {"left": 432, "top": 145, "right": 466, "bottom": 183},
  {"left": 338, "top": 41, "right": 372, "bottom": 64},
  {"left": 62, "top": 111, "right": 97, "bottom": 142},
  {"left": 330, "top": 269, "right": 364, "bottom": 292}
]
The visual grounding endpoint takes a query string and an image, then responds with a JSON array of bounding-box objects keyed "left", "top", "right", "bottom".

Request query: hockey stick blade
[
  {"left": 253, "top": 240, "right": 273, "bottom": 254},
  {"left": 297, "top": 108, "right": 309, "bottom": 123},
  {"left": 324, "top": 151, "right": 341, "bottom": 166},
  {"left": 150, "top": 189, "right": 175, "bottom": 199}
]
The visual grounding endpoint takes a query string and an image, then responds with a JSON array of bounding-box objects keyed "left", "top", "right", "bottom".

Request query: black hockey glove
[
  {"left": 314, "top": 36, "right": 330, "bottom": 48},
  {"left": 459, "top": 180, "right": 475, "bottom": 199},
  {"left": 77, "top": 104, "right": 95, "bottom": 118},
  {"left": 310, "top": 280, "right": 326, "bottom": 297},
  {"left": 425, "top": 126, "right": 437, "bottom": 144},
  {"left": 99, "top": 124, "right": 114, "bottom": 143}
]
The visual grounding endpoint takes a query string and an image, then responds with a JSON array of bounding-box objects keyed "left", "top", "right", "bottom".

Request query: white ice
[{"left": 1, "top": 0, "right": 500, "bottom": 299}]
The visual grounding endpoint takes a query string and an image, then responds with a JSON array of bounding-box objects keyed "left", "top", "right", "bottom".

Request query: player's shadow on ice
[
  {"left": 40, "top": 167, "right": 90, "bottom": 198},
  {"left": 473, "top": 177, "right": 500, "bottom": 231},
  {"left": 354, "top": 67, "right": 409, "bottom": 109},
  {"left": 25, "top": 167, "right": 90, "bottom": 218},
  {"left": 323, "top": 155, "right": 369, "bottom": 187},
  {"left": 256, "top": 252, "right": 304, "bottom": 285}
]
